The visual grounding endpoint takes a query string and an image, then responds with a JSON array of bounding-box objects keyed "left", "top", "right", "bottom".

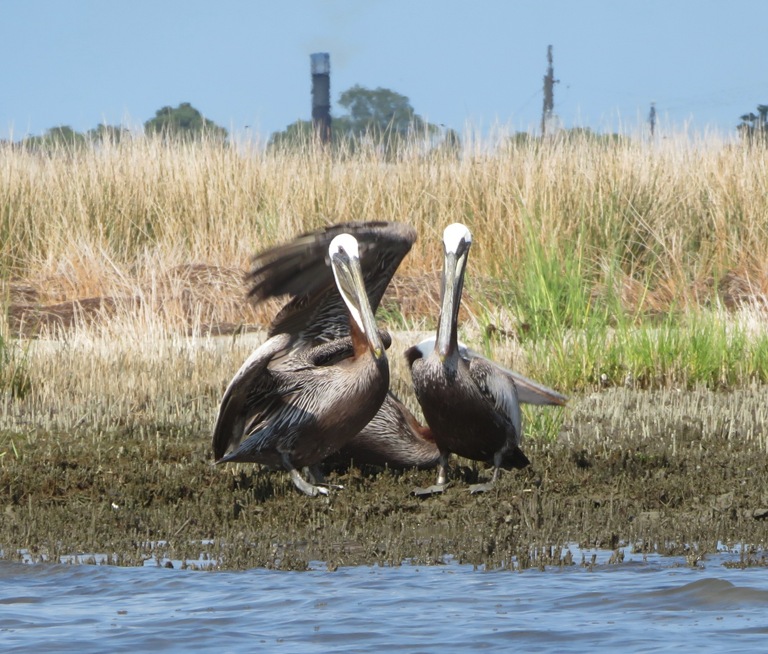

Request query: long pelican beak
[
  {"left": 329, "top": 233, "right": 385, "bottom": 360},
  {"left": 435, "top": 223, "right": 472, "bottom": 361}
]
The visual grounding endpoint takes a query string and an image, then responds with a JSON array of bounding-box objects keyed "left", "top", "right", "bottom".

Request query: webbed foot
[
  {"left": 286, "top": 456, "right": 331, "bottom": 497},
  {"left": 292, "top": 473, "right": 330, "bottom": 497},
  {"left": 468, "top": 482, "right": 495, "bottom": 494},
  {"left": 412, "top": 483, "right": 449, "bottom": 497},
  {"left": 306, "top": 465, "right": 344, "bottom": 490}
]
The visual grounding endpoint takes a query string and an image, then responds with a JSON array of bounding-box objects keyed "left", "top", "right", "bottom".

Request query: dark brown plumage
[
  {"left": 211, "top": 232, "right": 389, "bottom": 496},
  {"left": 248, "top": 221, "right": 417, "bottom": 345},
  {"left": 238, "top": 221, "right": 442, "bottom": 472},
  {"left": 406, "top": 223, "right": 567, "bottom": 491},
  {"left": 325, "top": 393, "right": 440, "bottom": 470}
]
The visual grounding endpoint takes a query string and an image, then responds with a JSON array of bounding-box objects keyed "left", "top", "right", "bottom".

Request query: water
[{"left": 2, "top": 548, "right": 767, "bottom": 653}]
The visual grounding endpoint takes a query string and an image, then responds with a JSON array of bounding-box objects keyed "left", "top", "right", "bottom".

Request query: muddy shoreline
[{"left": 0, "top": 388, "right": 765, "bottom": 571}]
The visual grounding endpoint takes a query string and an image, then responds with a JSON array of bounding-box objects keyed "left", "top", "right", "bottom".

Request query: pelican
[
  {"left": 329, "top": 341, "right": 566, "bottom": 472},
  {"left": 324, "top": 392, "right": 439, "bottom": 470},
  {"left": 240, "top": 221, "right": 565, "bottom": 475},
  {"left": 211, "top": 232, "right": 389, "bottom": 496},
  {"left": 234, "top": 221, "right": 442, "bottom": 473},
  {"left": 406, "top": 223, "right": 567, "bottom": 493}
]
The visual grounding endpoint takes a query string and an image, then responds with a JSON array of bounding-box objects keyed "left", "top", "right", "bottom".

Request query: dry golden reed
[
  {"left": 1, "top": 130, "right": 768, "bottom": 423},
  {"left": 2, "top": 131, "right": 767, "bottom": 326}
]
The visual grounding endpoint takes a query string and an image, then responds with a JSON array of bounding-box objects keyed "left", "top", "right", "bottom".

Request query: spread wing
[
  {"left": 248, "top": 221, "right": 416, "bottom": 344},
  {"left": 211, "top": 332, "right": 292, "bottom": 460}
]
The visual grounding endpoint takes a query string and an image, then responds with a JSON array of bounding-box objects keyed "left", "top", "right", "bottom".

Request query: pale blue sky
[{"left": 1, "top": 0, "right": 766, "bottom": 142}]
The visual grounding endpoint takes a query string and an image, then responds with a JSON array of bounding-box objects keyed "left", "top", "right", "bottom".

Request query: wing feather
[
  {"left": 211, "top": 333, "right": 292, "bottom": 460},
  {"left": 468, "top": 357, "right": 522, "bottom": 443},
  {"left": 248, "top": 221, "right": 416, "bottom": 344},
  {"left": 411, "top": 337, "right": 568, "bottom": 406}
]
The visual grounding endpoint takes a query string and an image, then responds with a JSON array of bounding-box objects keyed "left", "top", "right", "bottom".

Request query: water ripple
[{"left": 1, "top": 550, "right": 767, "bottom": 652}]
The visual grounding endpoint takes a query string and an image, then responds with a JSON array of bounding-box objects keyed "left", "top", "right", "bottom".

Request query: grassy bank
[
  {"left": 1, "top": 381, "right": 766, "bottom": 570},
  {"left": 0, "top": 330, "right": 766, "bottom": 570},
  {"left": 2, "top": 132, "right": 768, "bottom": 392},
  {"left": 1, "top": 132, "right": 767, "bottom": 569}
]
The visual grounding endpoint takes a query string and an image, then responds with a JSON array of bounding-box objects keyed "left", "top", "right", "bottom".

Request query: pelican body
[
  {"left": 212, "top": 233, "right": 389, "bottom": 496},
  {"left": 406, "top": 223, "right": 566, "bottom": 489},
  {"left": 239, "top": 221, "right": 440, "bottom": 473},
  {"left": 326, "top": 392, "right": 440, "bottom": 470}
]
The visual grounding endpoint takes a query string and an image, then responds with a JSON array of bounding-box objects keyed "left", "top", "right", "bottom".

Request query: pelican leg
[
  {"left": 412, "top": 450, "right": 451, "bottom": 497},
  {"left": 469, "top": 455, "right": 502, "bottom": 494},
  {"left": 307, "top": 464, "right": 344, "bottom": 490},
  {"left": 306, "top": 465, "right": 326, "bottom": 485},
  {"left": 436, "top": 451, "right": 450, "bottom": 486},
  {"left": 281, "top": 454, "right": 329, "bottom": 497}
]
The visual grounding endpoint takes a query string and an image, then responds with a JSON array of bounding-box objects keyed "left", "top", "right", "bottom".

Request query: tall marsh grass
[{"left": 1, "top": 130, "right": 768, "bottom": 407}]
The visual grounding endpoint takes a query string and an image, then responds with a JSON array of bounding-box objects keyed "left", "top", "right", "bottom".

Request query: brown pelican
[
  {"left": 233, "top": 221, "right": 440, "bottom": 472},
  {"left": 328, "top": 338, "right": 567, "bottom": 472},
  {"left": 246, "top": 222, "right": 416, "bottom": 346},
  {"left": 211, "top": 232, "right": 390, "bottom": 496},
  {"left": 406, "top": 223, "right": 567, "bottom": 493},
  {"left": 324, "top": 392, "right": 439, "bottom": 470}
]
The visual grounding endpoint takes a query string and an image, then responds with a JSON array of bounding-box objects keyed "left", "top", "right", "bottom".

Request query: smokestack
[
  {"left": 310, "top": 53, "right": 331, "bottom": 144},
  {"left": 541, "top": 45, "right": 559, "bottom": 137}
]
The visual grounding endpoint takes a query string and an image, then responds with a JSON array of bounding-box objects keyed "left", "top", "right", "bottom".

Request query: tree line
[
  {"left": 19, "top": 102, "right": 227, "bottom": 150},
  {"left": 737, "top": 105, "right": 768, "bottom": 144},
  {"left": 15, "top": 86, "right": 458, "bottom": 155},
  {"left": 14, "top": 88, "right": 768, "bottom": 152}
]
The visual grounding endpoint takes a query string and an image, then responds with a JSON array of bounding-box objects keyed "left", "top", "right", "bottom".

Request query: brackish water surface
[
  {"left": 2, "top": 388, "right": 767, "bottom": 650},
  {"left": 2, "top": 547, "right": 768, "bottom": 653}
]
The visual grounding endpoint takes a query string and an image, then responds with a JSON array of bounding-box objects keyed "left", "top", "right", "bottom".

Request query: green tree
[
  {"left": 268, "top": 85, "right": 451, "bottom": 156},
  {"left": 23, "top": 125, "right": 87, "bottom": 152},
  {"left": 87, "top": 124, "right": 129, "bottom": 145},
  {"left": 144, "top": 102, "right": 228, "bottom": 142},
  {"left": 267, "top": 119, "right": 314, "bottom": 150},
  {"left": 738, "top": 104, "right": 768, "bottom": 145},
  {"left": 335, "top": 85, "right": 433, "bottom": 138}
]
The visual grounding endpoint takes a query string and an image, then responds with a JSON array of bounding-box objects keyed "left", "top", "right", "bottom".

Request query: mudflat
[{"left": 2, "top": 386, "right": 765, "bottom": 571}]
